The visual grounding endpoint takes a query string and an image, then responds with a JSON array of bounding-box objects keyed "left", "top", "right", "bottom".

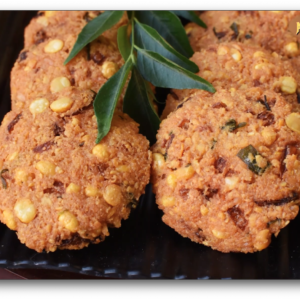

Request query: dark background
[{"left": 1, "top": 11, "right": 300, "bottom": 279}]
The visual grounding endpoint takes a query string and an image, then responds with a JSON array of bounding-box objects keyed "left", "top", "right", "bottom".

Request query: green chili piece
[
  {"left": 221, "top": 119, "right": 236, "bottom": 131},
  {"left": 221, "top": 119, "right": 246, "bottom": 132},
  {"left": 230, "top": 22, "right": 239, "bottom": 39},
  {"left": 163, "top": 153, "right": 168, "bottom": 161},
  {"left": 263, "top": 95, "right": 271, "bottom": 111},
  {"left": 211, "top": 139, "right": 217, "bottom": 149},
  {"left": 237, "top": 122, "right": 247, "bottom": 129},
  {"left": 237, "top": 145, "right": 270, "bottom": 175},
  {"left": 0, "top": 169, "right": 9, "bottom": 189}
]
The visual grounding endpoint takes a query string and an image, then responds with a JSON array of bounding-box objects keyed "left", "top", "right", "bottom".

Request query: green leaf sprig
[{"left": 64, "top": 11, "right": 215, "bottom": 145}]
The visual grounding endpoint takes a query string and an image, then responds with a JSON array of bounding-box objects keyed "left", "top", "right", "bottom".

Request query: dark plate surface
[{"left": 1, "top": 11, "right": 300, "bottom": 280}]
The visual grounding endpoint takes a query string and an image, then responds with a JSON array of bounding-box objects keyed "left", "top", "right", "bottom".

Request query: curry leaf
[
  {"left": 127, "top": 11, "right": 133, "bottom": 20},
  {"left": 134, "top": 11, "right": 193, "bottom": 57},
  {"left": 68, "top": 10, "right": 216, "bottom": 145},
  {"left": 117, "top": 24, "right": 131, "bottom": 61},
  {"left": 134, "top": 19, "right": 199, "bottom": 73},
  {"left": 94, "top": 58, "right": 133, "bottom": 143},
  {"left": 64, "top": 11, "right": 124, "bottom": 64},
  {"left": 123, "top": 68, "right": 160, "bottom": 145},
  {"left": 135, "top": 46, "right": 215, "bottom": 92},
  {"left": 171, "top": 11, "right": 207, "bottom": 28}
]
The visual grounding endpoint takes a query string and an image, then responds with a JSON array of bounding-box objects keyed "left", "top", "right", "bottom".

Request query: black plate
[{"left": 1, "top": 11, "right": 300, "bottom": 280}]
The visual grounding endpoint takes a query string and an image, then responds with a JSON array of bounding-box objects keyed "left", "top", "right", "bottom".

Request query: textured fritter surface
[
  {"left": 24, "top": 11, "right": 126, "bottom": 48},
  {"left": 186, "top": 10, "right": 300, "bottom": 80},
  {"left": 0, "top": 88, "right": 151, "bottom": 252},
  {"left": 152, "top": 89, "right": 300, "bottom": 253},
  {"left": 186, "top": 11, "right": 300, "bottom": 58},
  {"left": 162, "top": 43, "right": 300, "bottom": 119},
  {"left": 11, "top": 11, "right": 127, "bottom": 110}
]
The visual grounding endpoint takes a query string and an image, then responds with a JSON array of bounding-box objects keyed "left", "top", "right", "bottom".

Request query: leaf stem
[{"left": 129, "top": 12, "right": 136, "bottom": 64}]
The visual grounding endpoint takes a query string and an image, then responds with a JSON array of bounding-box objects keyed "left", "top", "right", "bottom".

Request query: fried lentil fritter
[
  {"left": 153, "top": 89, "right": 300, "bottom": 253},
  {"left": 0, "top": 88, "right": 151, "bottom": 252}
]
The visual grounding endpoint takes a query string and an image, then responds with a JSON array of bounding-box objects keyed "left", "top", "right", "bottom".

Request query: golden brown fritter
[
  {"left": 152, "top": 88, "right": 300, "bottom": 253},
  {"left": 0, "top": 88, "right": 151, "bottom": 253}
]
